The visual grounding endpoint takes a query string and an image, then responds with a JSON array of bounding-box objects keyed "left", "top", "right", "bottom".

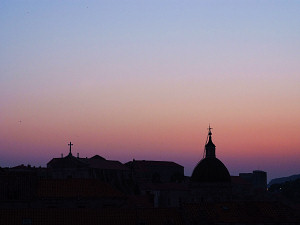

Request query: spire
[{"left": 205, "top": 125, "right": 216, "bottom": 158}]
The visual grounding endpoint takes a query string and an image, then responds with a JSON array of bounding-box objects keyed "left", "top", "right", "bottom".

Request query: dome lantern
[{"left": 205, "top": 125, "right": 216, "bottom": 158}]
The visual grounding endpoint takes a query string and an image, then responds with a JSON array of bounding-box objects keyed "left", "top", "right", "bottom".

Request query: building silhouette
[
  {"left": 191, "top": 126, "right": 231, "bottom": 183},
  {"left": 189, "top": 126, "right": 232, "bottom": 202},
  {"left": 0, "top": 126, "right": 299, "bottom": 224}
]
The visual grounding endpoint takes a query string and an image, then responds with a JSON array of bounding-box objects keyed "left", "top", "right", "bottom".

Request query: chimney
[
  {"left": 61, "top": 153, "right": 63, "bottom": 158},
  {"left": 77, "top": 153, "right": 79, "bottom": 158}
]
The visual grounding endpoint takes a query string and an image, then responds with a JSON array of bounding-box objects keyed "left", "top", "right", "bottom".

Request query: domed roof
[
  {"left": 191, "top": 157, "right": 231, "bottom": 183},
  {"left": 191, "top": 126, "right": 231, "bottom": 183}
]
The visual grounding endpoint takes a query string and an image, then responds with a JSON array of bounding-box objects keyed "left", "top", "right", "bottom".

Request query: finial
[{"left": 208, "top": 124, "right": 213, "bottom": 136}]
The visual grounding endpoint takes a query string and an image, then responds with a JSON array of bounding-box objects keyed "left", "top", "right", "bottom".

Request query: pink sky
[{"left": 1, "top": 1, "right": 300, "bottom": 182}]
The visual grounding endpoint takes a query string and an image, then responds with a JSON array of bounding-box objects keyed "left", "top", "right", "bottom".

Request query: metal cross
[
  {"left": 68, "top": 142, "right": 73, "bottom": 154},
  {"left": 208, "top": 124, "right": 213, "bottom": 133}
]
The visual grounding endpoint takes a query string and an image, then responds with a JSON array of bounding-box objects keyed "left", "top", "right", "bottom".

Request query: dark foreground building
[{"left": 0, "top": 201, "right": 299, "bottom": 225}]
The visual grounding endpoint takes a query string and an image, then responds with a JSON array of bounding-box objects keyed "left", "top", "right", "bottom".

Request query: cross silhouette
[
  {"left": 208, "top": 124, "right": 213, "bottom": 134},
  {"left": 68, "top": 142, "right": 73, "bottom": 155}
]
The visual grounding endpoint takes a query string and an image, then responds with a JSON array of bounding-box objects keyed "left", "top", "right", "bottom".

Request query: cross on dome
[{"left": 208, "top": 124, "right": 213, "bottom": 136}]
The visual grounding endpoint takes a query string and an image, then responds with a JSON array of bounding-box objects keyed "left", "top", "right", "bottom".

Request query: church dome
[
  {"left": 191, "top": 126, "right": 231, "bottom": 183},
  {"left": 191, "top": 157, "right": 231, "bottom": 182}
]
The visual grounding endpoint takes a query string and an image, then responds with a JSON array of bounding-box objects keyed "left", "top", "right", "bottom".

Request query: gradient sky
[{"left": 1, "top": 1, "right": 300, "bottom": 181}]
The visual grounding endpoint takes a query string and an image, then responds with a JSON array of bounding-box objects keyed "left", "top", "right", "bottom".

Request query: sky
[{"left": 1, "top": 1, "right": 300, "bottom": 182}]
